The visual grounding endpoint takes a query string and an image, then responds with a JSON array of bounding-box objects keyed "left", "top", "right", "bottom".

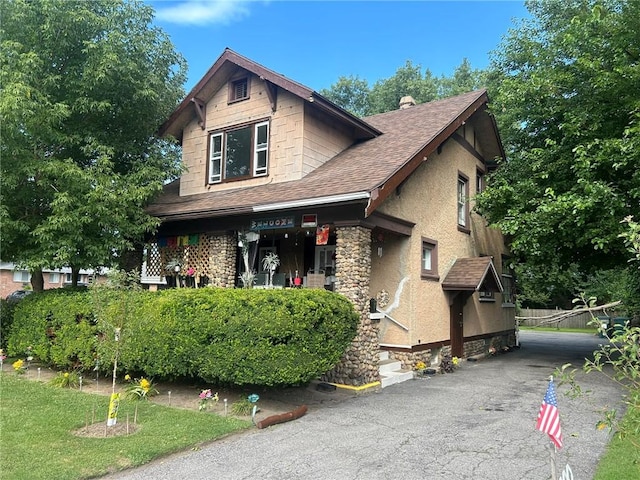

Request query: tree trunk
[
  {"left": 30, "top": 268, "right": 44, "bottom": 292},
  {"left": 71, "top": 266, "right": 80, "bottom": 287}
]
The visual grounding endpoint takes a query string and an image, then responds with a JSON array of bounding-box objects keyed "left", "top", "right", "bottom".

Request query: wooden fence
[{"left": 517, "top": 308, "right": 599, "bottom": 329}]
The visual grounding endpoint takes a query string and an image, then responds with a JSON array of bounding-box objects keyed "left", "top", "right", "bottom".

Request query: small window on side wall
[
  {"left": 476, "top": 169, "right": 485, "bottom": 194},
  {"left": 457, "top": 172, "right": 470, "bottom": 233},
  {"left": 421, "top": 237, "right": 439, "bottom": 280},
  {"left": 229, "top": 77, "right": 249, "bottom": 103}
]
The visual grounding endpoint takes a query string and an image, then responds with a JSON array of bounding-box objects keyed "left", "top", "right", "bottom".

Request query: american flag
[{"left": 536, "top": 378, "right": 563, "bottom": 449}]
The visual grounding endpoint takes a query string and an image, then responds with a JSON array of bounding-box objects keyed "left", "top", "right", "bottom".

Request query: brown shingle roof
[
  {"left": 148, "top": 87, "right": 493, "bottom": 220},
  {"left": 441, "top": 257, "right": 503, "bottom": 292}
]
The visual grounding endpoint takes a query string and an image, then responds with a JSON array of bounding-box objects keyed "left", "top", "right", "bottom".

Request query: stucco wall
[{"left": 374, "top": 122, "right": 513, "bottom": 349}]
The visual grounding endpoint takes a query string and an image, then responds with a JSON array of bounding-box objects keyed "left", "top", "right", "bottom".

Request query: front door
[{"left": 450, "top": 295, "right": 464, "bottom": 357}]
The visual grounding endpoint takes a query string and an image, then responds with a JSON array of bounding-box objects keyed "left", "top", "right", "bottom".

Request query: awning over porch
[{"left": 441, "top": 257, "right": 503, "bottom": 292}]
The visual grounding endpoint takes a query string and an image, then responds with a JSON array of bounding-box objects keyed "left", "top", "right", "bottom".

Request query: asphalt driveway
[{"left": 106, "top": 331, "right": 622, "bottom": 480}]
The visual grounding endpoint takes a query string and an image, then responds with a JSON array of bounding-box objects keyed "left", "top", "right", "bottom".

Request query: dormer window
[
  {"left": 229, "top": 77, "right": 249, "bottom": 103},
  {"left": 209, "top": 121, "right": 269, "bottom": 183}
]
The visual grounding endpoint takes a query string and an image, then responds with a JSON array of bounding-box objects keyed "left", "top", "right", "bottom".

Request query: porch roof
[
  {"left": 149, "top": 90, "right": 500, "bottom": 222},
  {"left": 441, "top": 257, "right": 504, "bottom": 292}
]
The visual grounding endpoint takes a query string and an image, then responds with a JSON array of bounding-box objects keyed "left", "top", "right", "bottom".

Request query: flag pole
[
  {"left": 548, "top": 375, "right": 557, "bottom": 480},
  {"left": 549, "top": 442, "right": 557, "bottom": 480}
]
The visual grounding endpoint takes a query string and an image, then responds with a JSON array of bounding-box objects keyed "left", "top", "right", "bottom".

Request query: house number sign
[{"left": 250, "top": 216, "right": 295, "bottom": 230}]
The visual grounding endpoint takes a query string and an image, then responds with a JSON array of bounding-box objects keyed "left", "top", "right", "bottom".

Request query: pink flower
[
  {"left": 199, "top": 389, "right": 212, "bottom": 399},
  {"left": 186, "top": 267, "right": 195, "bottom": 276}
]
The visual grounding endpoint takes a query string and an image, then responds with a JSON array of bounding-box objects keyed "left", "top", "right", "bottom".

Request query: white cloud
[{"left": 154, "top": 0, "right": 252, "bottom": 26}]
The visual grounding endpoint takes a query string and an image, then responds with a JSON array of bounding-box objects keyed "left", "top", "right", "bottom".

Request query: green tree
[
  {"left": 0, "top": 0, "right": 186, "bottom": 289},
  {"left": 369, "top": 60, "right": 439, "bottom": 114},
  {"left": 477, "top": 0, "right": 640, "bottom": 304},
  {"left": 319, "top": 75, "right": 372, "bottom": 117},
  {"left": 438, "top": 58, "right": 486, "bottom": 97},
  {"left": 322, "top": 58, "right": 487, "bottom": 117}
]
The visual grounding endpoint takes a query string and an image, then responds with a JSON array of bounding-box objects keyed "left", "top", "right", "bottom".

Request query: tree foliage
[
  {"left": 320, "top": 58, "right": 485, "bottom": 116},
  {"left": 0, "top": 0, "right": 186, "bottom": 286},
  {"left": 476, "top": 0, "right": 640, "bottom": 305}
]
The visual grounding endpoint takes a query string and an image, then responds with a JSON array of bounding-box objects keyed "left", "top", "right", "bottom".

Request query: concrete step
[
  {"left": 379, "top": 351, "right": 414, "bottom": 388},
  {"left": 379, "top": 358, "right": 402, "bottom": 375},
  {"left": 380, "top": 369, "right": 415, "bottom": 388}
]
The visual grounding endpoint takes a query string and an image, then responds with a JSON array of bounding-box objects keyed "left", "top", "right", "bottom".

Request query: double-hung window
[
  {"left": 457, "top": 172, "right": 470, "bottom": 232},
  {"left": 209, "top": 121, "right": 269, "bottom": 183}
]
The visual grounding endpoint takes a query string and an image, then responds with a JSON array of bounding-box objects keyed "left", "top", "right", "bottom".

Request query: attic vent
[
  {"left": 399, "top": 96, "right": 416, "bottom": 109},
  {"left": 230, "top": 77, "right": 249, "bottom": 102}
]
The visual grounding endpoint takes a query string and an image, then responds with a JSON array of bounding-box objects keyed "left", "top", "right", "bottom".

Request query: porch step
[{"left": 379, "top": 351, "right": 414, "bottom": 388}]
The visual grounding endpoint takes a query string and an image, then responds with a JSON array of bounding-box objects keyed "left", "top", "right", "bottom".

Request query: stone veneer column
[
  {"left": 208, "top": 234, "right": 236, "bottom": 288},
  {"left": 321, "top": 225, "right": 380, "bottom": 386}
]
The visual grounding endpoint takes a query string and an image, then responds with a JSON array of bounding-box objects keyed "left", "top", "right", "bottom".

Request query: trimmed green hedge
[
  {"left": 0, "top": 298, "right": 16, "bottom": 349},
  {"left": 7, "top": 288, "right": 359, "bottom": 387}
]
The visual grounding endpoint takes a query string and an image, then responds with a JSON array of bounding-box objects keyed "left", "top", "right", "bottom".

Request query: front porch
[{"left": 142, "top": 222, "right": 386, "bottom": 387}]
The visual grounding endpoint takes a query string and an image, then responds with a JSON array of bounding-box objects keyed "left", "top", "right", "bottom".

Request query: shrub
[
  {"left": 113, "top": 288, "right": 359, "bottom": 386},
  {"left": 7, "top": 287, "right": 360, "bottom": 387},
  {"left": 0, "top": 299, "right": 16, "bottom": 349},
  {"left": 7, "top": 289, "right": 97, "bottom": 369}
]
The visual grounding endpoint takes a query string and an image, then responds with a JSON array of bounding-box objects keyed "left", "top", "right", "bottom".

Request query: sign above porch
[{"left": 250, "top": 216, "right": 295, "bottom": 231}]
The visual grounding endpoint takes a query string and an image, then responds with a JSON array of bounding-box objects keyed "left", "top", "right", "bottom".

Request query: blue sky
[{"left": 149, "top": 1, "right": 530, "bottom": 93}]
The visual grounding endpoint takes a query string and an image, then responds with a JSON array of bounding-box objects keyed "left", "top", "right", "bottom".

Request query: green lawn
[
  {"left": 593, "top": 416, "right": 640, "bottom": 479},
  {"left": 0, "top": 374, "right": 251, "bottom": 479}
]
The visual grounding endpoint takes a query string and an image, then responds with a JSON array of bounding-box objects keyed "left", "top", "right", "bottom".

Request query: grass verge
[
  {"left": 593, "top": 406, "right": 640, "bottom": 479},
  {"left": 0, "top": 374, "right": 251, "bottom": 479}
]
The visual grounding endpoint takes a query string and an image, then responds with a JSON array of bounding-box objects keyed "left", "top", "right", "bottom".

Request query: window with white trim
[
  {"left": 13, "top": 270, "right": 30, "bottom": 283},
  {"left": 209, "top": 121, "right": 269, "bottom": 183},
  {"left": 49, "top": 272, "right": 60, "bottom": 283},
  {"left": 457, "top": 173, "right": 469, "bottom": 231}
]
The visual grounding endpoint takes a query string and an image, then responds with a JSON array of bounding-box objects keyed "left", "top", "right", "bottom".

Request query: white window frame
[
  {"left": 209, "top": 121, "right": 269, "bottom": 184},
  {"left": 13, "top": 270, "right": 30, "bottom": 283},
  {"left": 209, "top": 133, "right": 223, "bottom": 183},
  {"left": 457, "top": 173, "right": 469, "bottom": 231},
  {"left": 49, "top": 272, "right": 60, "bottom": 284},
  {"left": 253, "top": 121, "right": 269, "bottom": 177}
]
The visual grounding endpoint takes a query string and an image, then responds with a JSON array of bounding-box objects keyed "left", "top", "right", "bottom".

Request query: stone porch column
[
  {"left": 322, "top": 225, "right": 380, "bottom": 386},
  {"left": 209, "top": 233, "right": 236, "bottom": 288}
]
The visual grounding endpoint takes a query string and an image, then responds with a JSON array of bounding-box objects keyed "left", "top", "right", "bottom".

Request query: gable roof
[
  {"left": 149, "top": 51, "right": 505, "bottom": 222},
  {"left": 159, "top": 48, "right": 381, "bottom": 141},
  {"left": 441, "top": 257, "right": 504, "bottom": 292}
]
